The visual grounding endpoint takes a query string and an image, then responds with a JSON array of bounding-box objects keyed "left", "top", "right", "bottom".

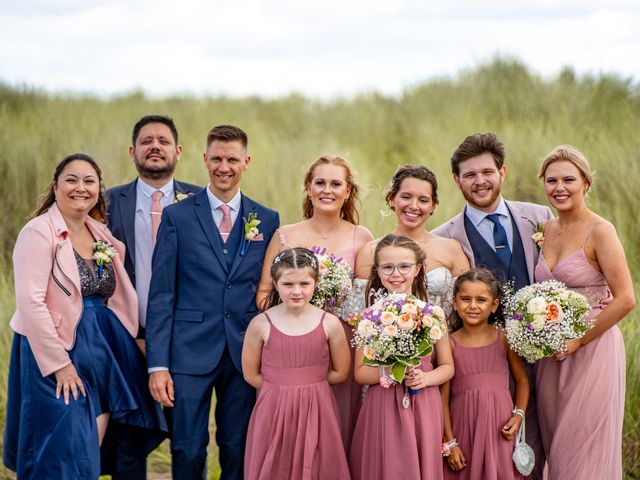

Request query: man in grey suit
[{"left": 433, "top": 132, "right": 552, "bottom": 479}]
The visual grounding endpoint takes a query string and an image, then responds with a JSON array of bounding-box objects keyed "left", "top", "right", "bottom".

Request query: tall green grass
[{"left": 0, "top": 58, "right": 638, "bottom": 478}]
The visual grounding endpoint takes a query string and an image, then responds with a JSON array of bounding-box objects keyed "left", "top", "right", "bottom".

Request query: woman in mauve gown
[
  {"left": 256, "top": 155, "right": 373, "bottom": 452},
  {"left": 534, "top": 145, "right": 635, "bottom": 479}
]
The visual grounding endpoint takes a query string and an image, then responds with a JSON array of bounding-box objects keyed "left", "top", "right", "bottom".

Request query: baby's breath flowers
[{"left": 503, "top": 280, "right": 592, "bottom": 363}]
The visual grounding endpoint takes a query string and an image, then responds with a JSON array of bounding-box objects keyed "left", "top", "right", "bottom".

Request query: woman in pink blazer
[{"left": 3, "top": 153, "right": 167, "bottom": 479}]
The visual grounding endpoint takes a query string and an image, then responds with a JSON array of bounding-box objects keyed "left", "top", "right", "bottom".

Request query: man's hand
[{"left": 149, "top": 370, "right": 175, "bottom": 407}]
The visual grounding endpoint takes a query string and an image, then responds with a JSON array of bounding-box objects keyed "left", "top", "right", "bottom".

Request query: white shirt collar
[
  {"left": 465, "top": 197, "right": 509, "bottom": 227},
  {"left": 206, "top": 186, "right": 242, "bottom": 213},
  {"left": 137, "top": 177, "right": 174, "bottom": 198}
]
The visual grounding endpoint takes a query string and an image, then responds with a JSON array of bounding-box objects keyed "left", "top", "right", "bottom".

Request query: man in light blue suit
[
  {"left": 146, "top": 125, "right": 279, "bottom": 479},
  {"left": 433, "top": 132, "right": 552, "bottom": 479}
]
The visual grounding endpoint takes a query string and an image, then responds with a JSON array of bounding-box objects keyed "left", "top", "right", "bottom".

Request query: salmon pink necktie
[
  {"left": 218, "top": 204, "right": 232, "bottom": 243},
  {"left": 151, "top": 190, "right": 164, "bottom": 247}
]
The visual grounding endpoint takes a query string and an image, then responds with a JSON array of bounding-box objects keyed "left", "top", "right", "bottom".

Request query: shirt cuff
[{"left": 148, "top": 366, "right": 169, "bottom": 373}]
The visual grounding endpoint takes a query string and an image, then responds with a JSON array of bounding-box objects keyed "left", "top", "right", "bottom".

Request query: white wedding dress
[{"left": 342, "top": 267, "right": 454, "bottom": 318}]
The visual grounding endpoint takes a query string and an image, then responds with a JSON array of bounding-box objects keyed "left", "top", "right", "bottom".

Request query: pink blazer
[
  {"left": 432, "top": 200, "right": 553, "bottom": 283},
  {"left": 10, "top": 203, "right": 139, "bottom": 377}
]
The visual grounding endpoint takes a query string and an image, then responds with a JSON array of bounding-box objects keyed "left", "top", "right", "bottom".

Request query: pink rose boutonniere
[{"left": 530, "top": 222, "right": 545, "bottom": 252}]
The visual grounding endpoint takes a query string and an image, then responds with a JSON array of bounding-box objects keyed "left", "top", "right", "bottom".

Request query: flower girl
[
  {"left": 442, "top": 268, "right": 529, "bottom": 479},
  {"left": 242, "top": 247, "right": 351, "bottom": 479},
  {"left": 349, "top": 234, "right": 454, "bottom": 480}
]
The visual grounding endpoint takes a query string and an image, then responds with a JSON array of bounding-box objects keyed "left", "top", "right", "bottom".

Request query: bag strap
[{"left": 515, "top": 415, "right": 526, "bottom": 446}]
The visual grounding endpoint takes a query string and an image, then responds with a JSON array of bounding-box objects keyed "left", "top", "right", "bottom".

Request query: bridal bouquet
[
  {"left": 349, "top": 293, "right": 446, "bottom": 383},
  {"left": 503, "top": 280, "right": 592, "bottom": 363},
  {"left": 310, "top": 247, "right": 353, "bottom": 315}
]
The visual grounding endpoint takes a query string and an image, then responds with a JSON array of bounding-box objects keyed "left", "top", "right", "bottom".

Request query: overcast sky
[{"left": 1, "top": 0, "right": 638, "bottom": 99}]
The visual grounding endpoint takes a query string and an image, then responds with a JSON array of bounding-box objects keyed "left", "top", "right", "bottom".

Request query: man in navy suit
[
  {"left": 107, "top": 114, "right": 201, "bottom": 479},
  {"left": 146, "top": 125, "right": 279, "bottom": 479},
  {"left": 433, "top": 132, "right": 552, "bottom": 479},
  {"left": 108, "top": 114, "right": 201, "bottom": 337}
]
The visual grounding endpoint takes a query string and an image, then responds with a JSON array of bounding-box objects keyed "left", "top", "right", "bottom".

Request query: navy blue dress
[{"left": 3, "top": 252, "right": 167, "bottom": 479}]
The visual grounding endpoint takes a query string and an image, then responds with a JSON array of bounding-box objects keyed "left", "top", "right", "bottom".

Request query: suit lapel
[
  {"left": 506, "top": 201, "right": 536, "bottom": 283},
  {"left": 117, "top": 180, "right": 138, "bottom": 265},
  {"left": 173, "top": 179, "right": 197, "bottom": 197},
  {"left": 450, "top": 208, "right": 475, "bottom": 267},
  {"left": 228, "top": 195, "right": 253, "bottom": 280},
  {"left": 193, "top": 190, "right": 228, "bottom": 273}
]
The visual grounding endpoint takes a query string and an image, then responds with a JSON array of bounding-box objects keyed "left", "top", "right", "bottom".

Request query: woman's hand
[
  {"left": 447, "top": 445, "right": 466, "bottom": 471},
  {"left": 54, "top": 363, "right": 86, "bottom": 405},
  {"left": 554, "top": 339, "right": 581, "bottom": 361},
  {"left": 501, "top": 414, "right": 522, "bottom": 440}
]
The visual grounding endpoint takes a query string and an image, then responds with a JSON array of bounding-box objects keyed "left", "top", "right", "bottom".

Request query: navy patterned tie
[{"left": 486, "top": 213, "right": 512, "bottom": 267}]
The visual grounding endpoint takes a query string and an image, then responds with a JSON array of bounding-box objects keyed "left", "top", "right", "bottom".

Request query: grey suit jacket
[{"left": 432, "top": 200, "right": 553, "bottom": 284}]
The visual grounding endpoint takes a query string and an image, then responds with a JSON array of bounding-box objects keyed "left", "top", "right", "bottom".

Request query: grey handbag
[{"left": 512, "top": 417, "right": 535, "bottom": 476}]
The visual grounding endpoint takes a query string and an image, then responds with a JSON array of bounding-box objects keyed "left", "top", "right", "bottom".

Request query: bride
[{"left": 354, "top": 165, "right": 469, "bottom": 316}]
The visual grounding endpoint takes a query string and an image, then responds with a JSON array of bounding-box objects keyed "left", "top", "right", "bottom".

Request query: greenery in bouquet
[
  {"left": 503, "top": 279, "right": 592, "bottom": 363},
  {"left": 349, "top": 293, "right": 446, "bottom": 383},
  {"left": 310, "top": 246, "right": 353, "bottom": 314}
]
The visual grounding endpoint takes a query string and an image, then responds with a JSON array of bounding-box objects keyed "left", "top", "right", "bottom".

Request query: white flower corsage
[
  {"left": 240, "top": 213, "right": 261, "bottom": 256},
  {"left": 174, "top": 191, "right": 192, "bottom": 203},
  {"left": 92, "top": 240, "right": 118, "bottom": 278}
]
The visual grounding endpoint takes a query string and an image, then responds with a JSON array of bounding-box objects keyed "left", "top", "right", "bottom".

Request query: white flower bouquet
[
  {"left": 310, "top": 247, "right": 353, "bottom": 315},
  {"left": 503, "top": 280, "right": 592, "bottom": 363},
  {"left": 349, "top": 293, "right": 446, "bottom": 383}
]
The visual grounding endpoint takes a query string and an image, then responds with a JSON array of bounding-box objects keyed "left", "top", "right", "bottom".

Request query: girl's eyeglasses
[{"left": 378, "top": 262, "right": 416, "bottom": 276}]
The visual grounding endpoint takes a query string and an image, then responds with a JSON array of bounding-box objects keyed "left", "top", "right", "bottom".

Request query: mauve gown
[
  {"left": 535, "top": 249, "right": 625, "bottom": 479},
  {"left": 278, "top": 230, "right": 361, "bottom": 453},
  {"left": 349, "top": 355, "right": 443, "bottom": 480},
  {"left": 330, "top": 246, "right": 361, "bottom": 453},
  {"left": 244, "top": 312, "right": 350, "bottom": 480},
  {"left": 444, "top": 330, "right": 523, "bottom": 480}
]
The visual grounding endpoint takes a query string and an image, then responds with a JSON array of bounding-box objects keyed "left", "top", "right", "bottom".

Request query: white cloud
[{"left": 1, "top": 1, "right": 638, "bottom": 98}]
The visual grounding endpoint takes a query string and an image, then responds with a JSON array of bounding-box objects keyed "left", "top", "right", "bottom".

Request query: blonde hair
[{"left": 538, "top": 145, "right": 593, "bottom": 187}]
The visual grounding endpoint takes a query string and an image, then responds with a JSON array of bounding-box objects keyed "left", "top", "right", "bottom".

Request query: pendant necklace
[{"left": 402, "top": 387, "right": 410, "bottom": 409}]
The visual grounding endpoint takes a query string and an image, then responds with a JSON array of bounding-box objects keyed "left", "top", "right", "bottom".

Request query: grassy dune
[{"left": 0, "top": 58, "right": 638, "bottom": 478}]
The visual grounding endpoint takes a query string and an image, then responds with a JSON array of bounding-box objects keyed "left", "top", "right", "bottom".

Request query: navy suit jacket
[
  {"left": 106, "top": 179, "right": 202, "bottom": 287},
  {"left": 146, "top": 189, "right": 279, "bottom": 375}
]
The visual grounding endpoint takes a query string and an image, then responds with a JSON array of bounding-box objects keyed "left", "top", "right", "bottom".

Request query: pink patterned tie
[
  {"left": 218, "top": 204, "right": 232, "bottom": 243},
  {"left": 151, "top": 191, "right": 164, "bottom": 247}
]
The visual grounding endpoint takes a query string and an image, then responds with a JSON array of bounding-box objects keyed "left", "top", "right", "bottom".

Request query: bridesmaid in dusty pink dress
[
  {"left": 244, "top": 248, "right": 351, "bottom": 479},
  {"left": 349, "top": 235, "right": 454, "bottom": 480},
  {"left": 256, "top": 156, "right": 373, "bottom": 452},
  {"left": 534, "top": 145, "right": 635, "bottom": 479}
]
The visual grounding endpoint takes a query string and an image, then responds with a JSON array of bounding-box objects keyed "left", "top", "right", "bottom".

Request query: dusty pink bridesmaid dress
[
  {"left": 349, "top": 355, "right": 443, "bottom": 480},
  {"left": 535, "top": 250, "right": 625, "bottom": 479},
  {"left": 444, "top": 330, "right": 523, "bottom": 480},
  {"left": 244, "top": 312, "right": 350, "bottom": 480}
]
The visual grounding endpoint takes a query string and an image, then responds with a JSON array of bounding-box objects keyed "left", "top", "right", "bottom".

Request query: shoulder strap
[
  {"left": 582, "top": 221, "right": 602, "bottom": 248},
  {"left": 263, "top": 312, "right": 273, "bottom": 324}
]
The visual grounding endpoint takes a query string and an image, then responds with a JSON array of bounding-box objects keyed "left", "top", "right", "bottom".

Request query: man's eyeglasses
[{"left": 378, "top": 262, "right": 416, "bottom": 276}]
